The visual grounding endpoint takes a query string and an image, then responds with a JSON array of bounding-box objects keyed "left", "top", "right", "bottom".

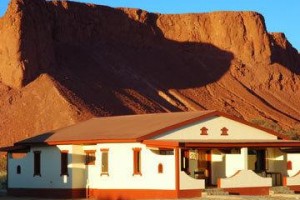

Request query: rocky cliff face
[{"left": 0, "top": 0, "right": 299, "bottom": 146}]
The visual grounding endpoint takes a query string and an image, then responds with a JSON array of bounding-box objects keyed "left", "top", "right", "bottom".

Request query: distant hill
[{"left": 0, "top": 0, "right": 299, "bottom": 146}]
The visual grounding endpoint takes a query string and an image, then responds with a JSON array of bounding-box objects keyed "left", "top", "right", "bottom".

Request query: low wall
[
  {"left": 179, "top": 171, "right": 205, "bottom": 190},
  {"left": 283, "top": 170, "right": 300, "bottom": 192},
  {"left": 218, "top": 170, "right": 272, "bottom": 195}
]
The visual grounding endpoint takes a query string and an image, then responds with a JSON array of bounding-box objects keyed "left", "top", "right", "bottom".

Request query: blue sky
[{"left": 0, "top": 0, "right": 299, "bottom": 51}]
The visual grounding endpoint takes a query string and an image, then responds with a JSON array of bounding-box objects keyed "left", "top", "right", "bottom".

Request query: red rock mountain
[{"left": 0, "top": 0, "right": 299, "bottom": 146}]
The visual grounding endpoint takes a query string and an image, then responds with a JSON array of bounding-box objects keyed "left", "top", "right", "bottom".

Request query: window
[
  {"left": 85, "top": 150, "right": 96, "bottom": 165},
  {"left": 61, "top": 151, "right": 68, "bottom": 176},
  {"left": 33, "top": 151, "right": 41, "bottom": 176},
  {"left": 200, "top": 127, "right": 208, "bottom": 135},
  {"left": 158, "top": 163, "right": 163, "bottom": 173},
  {"left": 221, "top": 127, "right": 229, "bottom": 136},
  {"left": 159, "top": 149, "right": 174, "bottom": 155},
  {"left": 133, "top": 148, "right": 142, "bottom": 175},
  {"left": 17, "top": 165, "right": 21, "bottom": 174},
  {"left": 101, "top": 149, "right": 109, "bottom": 175}
]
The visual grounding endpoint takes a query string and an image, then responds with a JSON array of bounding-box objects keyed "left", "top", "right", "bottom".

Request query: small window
[
  {"left": 61, "top": 151, "right": 68, "bottom": 176},
  {"left": 101, "top": 149, "right": 109, "bottom": 175},
  {"left": 85, "top": 150, "right": 96, "bottom": 165},
  {"left": 133, "top": 148, "right": 142, "bottom": 175},
  {"left": 33, "top": 151, "right": 41, "bottom": 176},
  {"left": 159, "top": 150, "right": 174, "bottom": 155},
  {"left": 158, "top": 163, "right": 163, "bottom": 173},
  {"left": 17, "top": 165, "right": 21, "bottom": 174},
  {"left": 200, "top": 127, "right": 208, "bottom": 135},
  {"left": 221, "top": 127, "right": 229, "bottom": 136}
]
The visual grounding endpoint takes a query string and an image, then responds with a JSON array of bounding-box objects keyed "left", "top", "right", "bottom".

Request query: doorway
[{"left": 180, "top": 149, "right": 211, "bottom": 185}]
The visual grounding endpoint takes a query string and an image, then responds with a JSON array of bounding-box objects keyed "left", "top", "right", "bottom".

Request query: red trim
[
  {"left": 223, "top": 187, "right": 270, "bottom": 195},
  {"left": 89, "top": 189, "right": 201, "bottom": 199},
  {"left": 287, "top": 185, "right": 300, "bottom": 192},
  {"left": 8, "top": 188, "right": 202, "bottom": 199},
  {"left": 137, "top": 111, "right": 219, "bottom": 141},
  {"left": 200, "top": 127, "right": 208, "bottom": 135},
  {"left": 90, "top": 189, "right": 177, "bottom": 199},
  {"left": 184, "top": 141, "right": 300, "bottom": 148},
  {"left": 178, "top": 189, "right": 202, "bottom": 198},
  {"left": 283, "top": 176, "right": 287, "bottom": 186},
  {"left": 8, "top": 188, "right": 86, "bottom": 198},
  {"left": 143, "top": 140, "right": 180, "bottom": 148},
  {"left": 287, "top": 161, "right": 293, "bottom": 170},
  {"left": 133, "top": 148, "right": 142, "bottom": 175},
  {"left": 137, "top": 111, "right": 289, "bottom": 141},
  {"left": 46, "top": 139, "right": 137, "bottom": 145},
  {"left": 217, "top": 178, "right": 221, "bottom": 188},
  {"left": 221, "top": 127, "right": 229, "bottom": 136}
]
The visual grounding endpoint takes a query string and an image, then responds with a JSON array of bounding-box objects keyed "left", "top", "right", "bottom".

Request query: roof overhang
[
  {"left": 0, "top": 145, "right": 30, "bottom": 153},
  {"left": 143, "top": 139, "right": 300, "bottom": 149}
]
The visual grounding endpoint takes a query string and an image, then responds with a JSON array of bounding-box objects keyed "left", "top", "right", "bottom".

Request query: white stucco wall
[
  {"left": 286, "top": 171, "right": 300, "bottom": 186},
  {"left": 154, "top": 116, "right": 277, "bottom": 140},
  {"left": 179, "top": 171, "right": 205, "bottom": 190},
  {"left": 86, "top": 143, "right": 176, "bottom": 190},
  {"left": 8, "top": 145, "right": 78, "bottom": 189},
  {"left": 220, "top": 170, "right": 272, "bottom": 188},
  {"left": 287, "top": 153, "right": 300, "bottom": 177},
  {"left": 225, "top": 148, "right": 248, "bottom": 177},
  {"left": 71, "top": 145, "right": 86, "bottom": 188},
  {"left": 8, "top": 143, "right": 176, "bottom": 190},
  {"left": 210, "top": 148, "right": 248, "bottom": 185},
  {"left": 178, "top": 150, "right": 205, "bottom": 190}
]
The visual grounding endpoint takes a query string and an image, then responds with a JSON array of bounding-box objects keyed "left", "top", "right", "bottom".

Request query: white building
[{"left": 2, "top": 110, "right": 300, "bottom": 199}]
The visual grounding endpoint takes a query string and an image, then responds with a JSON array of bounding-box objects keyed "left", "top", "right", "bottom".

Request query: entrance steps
[
  {"left": 269, "top": 186, "right": 294, "bottom": 194},
  {"left": 203, "top": 188, "right": 229, "bottom": 196}
]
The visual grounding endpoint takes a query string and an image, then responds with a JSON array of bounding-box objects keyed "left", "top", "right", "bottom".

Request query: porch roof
[{"left": 144, "top": 139, "right": 300, "bottom": 148}]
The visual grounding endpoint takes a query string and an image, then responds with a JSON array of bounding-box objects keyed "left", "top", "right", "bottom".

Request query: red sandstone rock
[{"left": 0, "top": 0, "right": 299, "bottom": 146}]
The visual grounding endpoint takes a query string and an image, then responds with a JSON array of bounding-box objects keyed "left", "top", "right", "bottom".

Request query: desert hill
[{"left": 0, "top": 0, "right": 299, "bottom": 146}]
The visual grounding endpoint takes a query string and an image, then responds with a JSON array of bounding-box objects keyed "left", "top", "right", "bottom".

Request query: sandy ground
[
  {"left": 0, "top": 194, "right": 300, "bottom": 200},
  {"left": 1, "top": 189, "right": 300, "bottom": 200}
]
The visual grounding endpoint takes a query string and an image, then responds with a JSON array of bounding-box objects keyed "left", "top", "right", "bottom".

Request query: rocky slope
[{"left": 0, "top": 0, "right": 299, "bottom": 146}]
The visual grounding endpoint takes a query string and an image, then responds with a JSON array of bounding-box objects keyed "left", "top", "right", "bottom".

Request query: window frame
[
  {"left": 132, "top": 148, "right": 142, "bottom": 176},
  {"left": 60, "top": 150, "right": 69, "bottom": 176},
  {"left": 85, "top": 150, "right": 96, "bottom": 165},
  {"left": 100, "top": 148, "right": 109, "bottom": 176},
  {"left": 33, "top": 151, "right": 41, "bottom": 177}
]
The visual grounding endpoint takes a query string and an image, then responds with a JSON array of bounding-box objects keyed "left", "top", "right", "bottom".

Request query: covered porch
[{"left": 144, "top": 139, "right": 300, "bottom": 196}]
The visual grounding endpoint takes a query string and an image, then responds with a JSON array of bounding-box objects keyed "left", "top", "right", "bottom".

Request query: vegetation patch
[
  {"left": 251, "top": 118, "right": 300, "bottom": 140},
  {"left": 0, "top": 156, "right": 6, "bottom": 189}
]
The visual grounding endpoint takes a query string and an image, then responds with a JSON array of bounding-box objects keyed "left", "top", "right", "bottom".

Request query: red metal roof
[{"left": 14, "top": 110, "right": 289, "bottom": 146}]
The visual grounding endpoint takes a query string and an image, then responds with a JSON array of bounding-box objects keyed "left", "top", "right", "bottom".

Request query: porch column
[{"left": 241, "top": 147, "right": 248, "bottom": 170}]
